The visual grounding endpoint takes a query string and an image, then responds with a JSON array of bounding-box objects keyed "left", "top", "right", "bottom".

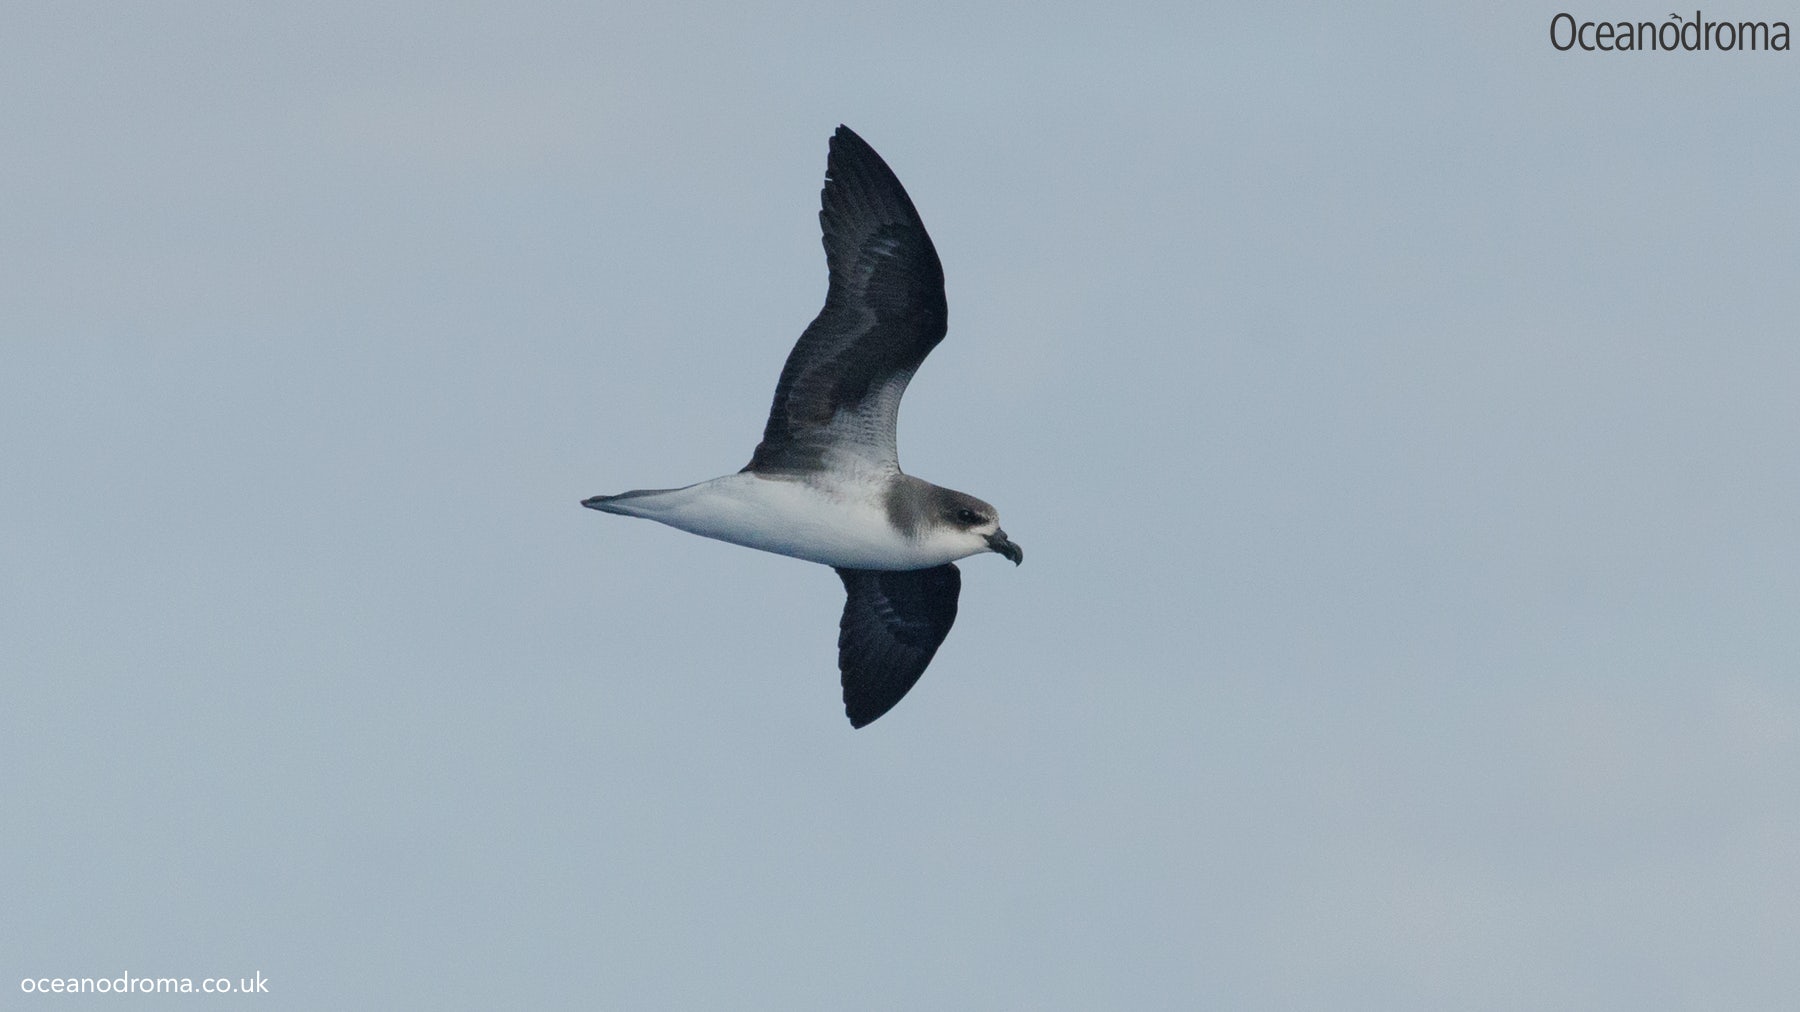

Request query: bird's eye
[{"left": 955, "top": 508, "right": 981, "bottom": 525}]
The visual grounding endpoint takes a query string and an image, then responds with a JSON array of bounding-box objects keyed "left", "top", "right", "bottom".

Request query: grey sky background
[{"left": 5, "top": 4, "right": 1797, "bottom": 1009}]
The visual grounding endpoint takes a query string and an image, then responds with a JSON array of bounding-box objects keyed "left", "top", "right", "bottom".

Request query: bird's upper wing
[
  {"left": 745, "top": 125, "right": 948, "bottom": 475},
  {"left": 835, "top": 563, "right": 960, "bottom": 728}
]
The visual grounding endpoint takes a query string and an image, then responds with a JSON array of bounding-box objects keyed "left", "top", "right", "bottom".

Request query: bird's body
[
  {"left": 586, "top": 470, "right": 989, "bottom": 572},
  {"left": 583, "top": 125, "right": 1021, "bottom": 728}
]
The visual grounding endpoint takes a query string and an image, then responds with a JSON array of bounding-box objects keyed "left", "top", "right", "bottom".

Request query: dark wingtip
[
  {"left": 843, "top": 688, "right": 892, "bottom": 729},
  {"left": 580, "top": 495, "right": 610, "bottom": 510}
]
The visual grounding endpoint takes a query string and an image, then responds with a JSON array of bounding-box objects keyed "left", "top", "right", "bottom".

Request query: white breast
[{"left": 600, "top": 471, "right": 962, "bottom": 570}]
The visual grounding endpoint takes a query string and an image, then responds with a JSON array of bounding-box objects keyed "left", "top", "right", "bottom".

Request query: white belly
[{"left": 596, "top": 472, "right": 960, "bottom": 570}]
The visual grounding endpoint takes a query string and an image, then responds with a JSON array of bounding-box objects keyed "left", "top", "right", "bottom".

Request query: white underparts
[{"left": 594, "top": 471, "right": 983, "bottom": 571}]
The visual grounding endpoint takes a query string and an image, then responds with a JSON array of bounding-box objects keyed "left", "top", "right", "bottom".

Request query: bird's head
[{"left": 932, "top": 490, "right": 1023, "bottom": 566}]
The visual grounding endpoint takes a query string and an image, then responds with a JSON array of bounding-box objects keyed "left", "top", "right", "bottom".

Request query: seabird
[{"left": 583, "top": 125, "right": 1022, "bottom": 728}]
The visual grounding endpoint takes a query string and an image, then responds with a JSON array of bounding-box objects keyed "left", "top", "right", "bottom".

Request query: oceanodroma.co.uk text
[{"left": 20, "top": 971, "right": 270, "bottom": 995}]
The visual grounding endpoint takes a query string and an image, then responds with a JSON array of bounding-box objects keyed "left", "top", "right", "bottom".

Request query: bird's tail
[{"left": 581, "top": 488, "right": 675, "bottom": 517}]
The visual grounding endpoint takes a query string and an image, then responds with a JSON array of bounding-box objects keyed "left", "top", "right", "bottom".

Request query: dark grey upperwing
[
  {"left": 745, "top": 126, "right": 948, "bottom": 474},
  {"left": 836, "top": 564, "right": 960, "bottom": 728}
]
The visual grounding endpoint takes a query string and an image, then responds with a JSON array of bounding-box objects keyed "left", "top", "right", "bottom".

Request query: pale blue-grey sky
[{"left": 6, "top": 4, "right": 1798, "bottom": 1009}]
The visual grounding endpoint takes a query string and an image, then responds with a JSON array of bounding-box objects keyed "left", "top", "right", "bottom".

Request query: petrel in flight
[{"left": 583, "top": 125, "right": 1022, "bottom": 728}]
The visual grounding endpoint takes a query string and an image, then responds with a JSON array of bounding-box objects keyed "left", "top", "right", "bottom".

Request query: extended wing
[
  {"left": 745, "top": 126, "right": 948, "bottom": 475},
  {"left": 835, "top": 564, "right": 960, "bottom": 727}
]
